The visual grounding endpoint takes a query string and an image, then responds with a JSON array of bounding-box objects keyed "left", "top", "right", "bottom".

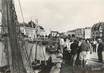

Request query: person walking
[
  {"left": 85, "top": 40, "right": 93, "bottom": 63},
  {"left": 97, "top": 39, "right": 104, "bottom": 62},
  {"left": 70, "top": 40, "right": 79, "bottom": 67},
  {"left": 79, "top": 39, "right": 92, "bottom": 68},
  {"left": 92, "top": 39, "right": 97, "bottom": 52}
]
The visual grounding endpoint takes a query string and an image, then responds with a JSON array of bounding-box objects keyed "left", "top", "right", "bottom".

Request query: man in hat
[{"left": 97, "top": 38, "right": 104, "bottom": 62}]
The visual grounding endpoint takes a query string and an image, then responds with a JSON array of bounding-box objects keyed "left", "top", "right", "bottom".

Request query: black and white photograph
[{"left": 0, "top": 0, "right": 104, "bottom": 73}]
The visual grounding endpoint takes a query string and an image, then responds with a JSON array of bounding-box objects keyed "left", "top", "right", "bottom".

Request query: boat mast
[{"left": 2, "top": 0, "right": 27, "bottom": 73}]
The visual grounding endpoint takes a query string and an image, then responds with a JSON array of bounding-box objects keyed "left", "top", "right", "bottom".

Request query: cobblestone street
[{"left": 61, "top": 52, "right": 104, "bottom": 73}]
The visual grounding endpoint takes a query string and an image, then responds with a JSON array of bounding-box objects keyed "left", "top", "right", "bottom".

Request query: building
[
  {"left": 75, "top": 28, "right": 85, "bottom": 39},
  {"left": 66, "top": 27, "right": 92, "bottom": 39},
  {"left": 20, "top": 26, "right": 37, "bottom": 39},
  {"left": 85, "top": 27, "right": 92, "bottom": 39},
  {"left": 66, "top": 28, "right": 85, "bottom": 39},
  {"left": 50, "top": 31, "right": 59, "bottom": 37},
  {"left": 91, "top": 22, "right": 104, "bottom": 40},
  {"left": 20, "top": 21, "right": 45, "bottom": 39},
  {"left": 37, "top": 25, "right": 45, "bottom": 36},
  {"left": 66, "top": 30, "right": 76, "bottom": 37}
]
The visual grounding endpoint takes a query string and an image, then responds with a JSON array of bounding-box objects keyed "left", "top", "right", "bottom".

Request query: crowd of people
[
  {"left": 0, "top": 32, "right": 104, "bottom": 73},
  {"left": 60, "top": 37, "right": 104, "bottom": 67},
  {"left": 29, "top": 34, "right": 104, "bottom": 73}
]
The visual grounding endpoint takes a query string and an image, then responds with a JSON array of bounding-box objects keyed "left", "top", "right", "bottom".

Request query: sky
[{"left": 14, "top": 0, "right": 104, "bottom": 33}]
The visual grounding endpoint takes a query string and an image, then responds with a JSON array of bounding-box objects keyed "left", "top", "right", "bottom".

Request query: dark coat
[
  {"left": 70, "top": 42, "right": 78, "bottom": 55},
  {"left": 80, "top": 41, "right": 91, "bottom": 52},
  {"left": 97, "top": 42, "right": 104, "bottom": 52}
]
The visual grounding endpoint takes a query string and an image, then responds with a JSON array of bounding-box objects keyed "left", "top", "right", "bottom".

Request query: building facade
[
  {"left": 91, "top": 22, "right": 104, "bottom": 40},
  {"left": 85, "top": 27, "right": 92, "bottom": 39},
  {"left": 66, "top": 30, "right": 76, "bottom": 37},
  {"left": 20, "top": 21, "right": 45, "bottom": 40},
  {"left": 66, "top": 27, "right": 92, "bottom": 39},
  {"left": 75, "top": 28, "right": 85, "bottom": 39}
]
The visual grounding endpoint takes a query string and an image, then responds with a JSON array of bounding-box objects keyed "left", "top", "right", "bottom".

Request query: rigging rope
[
  {"left": 13, "top": 0, "right": 48, "bottom": 72},
  {"left": 17, "top": 0, "right": 25, "bottom": 23},
  {"left": 14, "top": 0, "right": 31, "bottom": 68},
  {"left": 11, "top": 1, "right": 32, "bottom": 72}
]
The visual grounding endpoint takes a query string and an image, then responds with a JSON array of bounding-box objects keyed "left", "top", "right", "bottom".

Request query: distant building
[
  {"left": 66, "top": 27, "right": 92, "bottom": 39},
  {"left": 91, "top": 22, "right": 104, "bottom": 40},
  {"left": 37, "top": 25, "right": 45, "bottom": 36},
  {"left": 66, "top": 30, "right": 76, "bottom": 37},
  {"left": 20, "top": 26, "right": 37, "bottom": 39},
  {"left": 75, "top": 28, "right": 85, "bottom": 39},
  {"left": 85, "top": 27, "right": 92, "bottom": 39},
  {"left": 50, "top": 31, "right": 59, "bottom": 37},
  {"left": 20, "top": 21, "right": 45, "bottom": 39}
]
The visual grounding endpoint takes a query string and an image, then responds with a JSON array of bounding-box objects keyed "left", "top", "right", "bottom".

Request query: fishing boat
[{"left": 0, "top": 0, "right": 61, "bottom": 73}]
